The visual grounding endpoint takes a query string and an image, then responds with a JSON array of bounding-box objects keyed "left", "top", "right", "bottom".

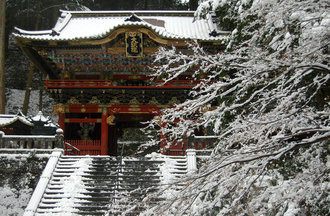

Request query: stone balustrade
[{"left": 0, "top": 129, "right": 64, "bottom": 150}]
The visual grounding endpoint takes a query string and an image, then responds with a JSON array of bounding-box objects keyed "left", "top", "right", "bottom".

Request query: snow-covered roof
[
  {"left": 0, "top": 114, "right": 33, "bottom": 127},
  {"left": 30, "top": 111, "right": 57, "bottom": 128},
  {"left": 31, "top": 111, "right": 49, "bottom": 122},
  {"left": 13, "top": 10, "right": 227, "bottom": 42}
]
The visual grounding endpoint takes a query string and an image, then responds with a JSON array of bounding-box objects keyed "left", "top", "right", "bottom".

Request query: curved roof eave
[
  {"left": 12, "top": 11, "right": 227, "bottom": 44},
  {"left": 13, "top": 24, "right": 225, "bottom": 43},
  {"left": 0, "top": 116, "right": 34, "bottom": 127}
]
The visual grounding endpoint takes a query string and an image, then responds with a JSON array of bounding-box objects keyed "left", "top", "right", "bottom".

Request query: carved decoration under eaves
[
  {"left": 67, "top": 97, "right": 80, "bottom": 105},
  {"left": 149, "top": 97, "right": 160, "bottom": 105},
  {"left": 168, "top": 97, "right": 180, "bottom": 105},
  {"left": 89, "top": 96, "right": 101, "bottom": 105},
  {"left": 46, "top": 51, "right": 155, "bottom": 74},
  {"left": 53, "top": 103, "right": 65, "bottom": 114},
  {"left": 37, "top": 49, "right": 48, "bottom": 57},
  {"left": 129, "top": 97, "right": 140, "bottom": 105},
  {"left": 143, "top": 34, "right": 159, "bottom": 48},
  {"left": 107, "top": 33, "right": 125, "bottom": 48},
  {"left": 110, "top": 97, "right": 121, "bottom": 105}
]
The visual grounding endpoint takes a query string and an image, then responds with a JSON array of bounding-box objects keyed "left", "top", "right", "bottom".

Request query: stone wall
[{"left": 0, "top": 151, "right": 50, "bottom": 216}]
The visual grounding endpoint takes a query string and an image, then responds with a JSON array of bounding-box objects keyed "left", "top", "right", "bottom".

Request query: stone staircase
[
  {"left": 165, "top": 156, "right": 188, "bottom": 178},
  {"left": 159, "top": 156, "right": 188, "bottom": 191},
  {"left": 33, "top": 155, "right": 164, "bottom": 215}
]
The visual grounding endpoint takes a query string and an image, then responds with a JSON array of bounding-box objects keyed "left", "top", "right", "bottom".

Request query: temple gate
[{"left": 13, "top": 10, "right": 225, "bottom": 155}]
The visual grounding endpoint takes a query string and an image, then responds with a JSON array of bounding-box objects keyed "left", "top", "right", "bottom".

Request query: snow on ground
[
  {"left": 0, "top": 153, "right": 50, "bottom": 216},
  {"left": 0, "top": 186, "right": 32, "bottom": 216}
]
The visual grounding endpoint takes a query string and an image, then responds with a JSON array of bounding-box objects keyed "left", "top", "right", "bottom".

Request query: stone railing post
[
  {"left": 0, "top": 131, "right": 4, "bottom": 148},
  {"left": 23, "top": 150, "right": 62, "bottom": 216},
  {"left": 187, "top": 136, "right": 194, "bottom": 149},
  {"left": 27, "top": 140, "right": 32, "bottom": 149},
  {"left": 19, "top": 140, "right": 25, "bottom": 149},
  {"left": 186, "top": 149, "right": 197, "bottom": 173},
  {"left": 55, "top": 128, "right": 64, "bottom": 149}
]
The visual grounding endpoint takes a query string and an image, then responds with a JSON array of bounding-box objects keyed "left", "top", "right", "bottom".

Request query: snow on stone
[
  {"left": 51, "top": 157, "right": 92, "bottom": 214},
  {"left": 31, "top": 111, "right": 49, "bottom": 122},
  {"left": 0, "top": 113, "right": 33, "bottom": 127}
]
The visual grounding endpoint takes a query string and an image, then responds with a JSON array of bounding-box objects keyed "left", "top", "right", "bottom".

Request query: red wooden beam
[
  {"left": 65, "top": 118, "right": 101, "bottom": 123},
  {"left": 68, "top": 104, "right": 100, "bottom": 113},
  {"left": 108, "top": 105, "right": 162, "bottom": 114},
  {"left": 46, "top": 79, "right": 200, "bottom": 89}
]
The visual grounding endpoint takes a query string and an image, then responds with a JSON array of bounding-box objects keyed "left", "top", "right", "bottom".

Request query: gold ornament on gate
[
  {"left": 106, "top": 115, "right": 116, "bottom": 125},
  {"left": 53, "top": 103, "right": 65, "bottom": 114}
]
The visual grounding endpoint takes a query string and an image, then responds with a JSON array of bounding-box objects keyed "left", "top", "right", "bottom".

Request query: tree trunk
[
  {"left": 39, "top": 70, "right": 43, "bottom": 111},
  {"left": 0, "top": 0, "right": 6, "bottom": 114},
  {"left": 22, "top": 63, "right": 34, "bottom": 115},
  {"left": 22, "top": 2, "right": 41, "bottom": 115}
]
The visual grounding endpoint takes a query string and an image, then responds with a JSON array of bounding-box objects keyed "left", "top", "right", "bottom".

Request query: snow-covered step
[
  {"left": 166, "top": 156, "right": 188, "bottom": 177},
  {"left": 158, "top": 155, "right": 190, "bottom": 192},
  {"left": 26, "top": 154, "right": 165, "bottom": 215}
]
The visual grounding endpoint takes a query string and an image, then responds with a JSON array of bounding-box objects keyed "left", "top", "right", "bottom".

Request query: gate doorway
[{"left": 108, "top": 113, "right": 154, "bottom": 156}]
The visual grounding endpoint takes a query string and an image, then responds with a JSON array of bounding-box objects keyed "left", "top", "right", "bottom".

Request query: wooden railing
[
  {"left": 164, "top": 135, "right": 218, "bottom": 156},
  {"left": 46, "top": 79, "right": 200, "bottom": 89},
  {"left": 63, "top": 142, "right": 80, "bottom": 155},
  {"left": 164, "top": 140, "right": 188, "bottom": 156},
  {"left": 188, "top": 135, "right": 218, "bottom": 150},
  {"left": 64, "top": 140, "right": 101, "bottom": 155}
]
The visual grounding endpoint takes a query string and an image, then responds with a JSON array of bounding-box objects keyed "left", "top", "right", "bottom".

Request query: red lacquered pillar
[
  {"left": 58, "top": 112, "right": 65, "bottom": 135},
  {"left": 101, "top": 108, "right": 109, "bottom": 155}
]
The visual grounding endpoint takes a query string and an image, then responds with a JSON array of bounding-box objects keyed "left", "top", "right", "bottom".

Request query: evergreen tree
[{"left": 142, "top": 0, "right": 329, "bottom": 215}]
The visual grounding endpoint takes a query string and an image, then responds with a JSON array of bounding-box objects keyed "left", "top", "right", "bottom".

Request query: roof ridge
[
  {"left": 59, "top": 9, "right": 195, "bottom": 16},
  {"left": 52, "top": 12, "right": 72, "bottom": 35}
]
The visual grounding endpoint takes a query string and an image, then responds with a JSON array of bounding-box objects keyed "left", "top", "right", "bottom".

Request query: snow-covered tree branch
[{"left": 142, "top": 0, "right": 329, "bottom": 215}]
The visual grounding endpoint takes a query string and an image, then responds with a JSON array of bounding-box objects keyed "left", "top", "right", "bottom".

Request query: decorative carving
[
  {"left": 48, "top": 52, "right": 155, "bottom": 74},
  {"left": 102, "top": 107, "right": 107, "bottom": 115},
  {"left": 89, "top": 96, "right": 101, "bottom": 104},
  {"left": 53, "top": 103, "right": 65, "bottom": 114},
  {"left": 168, "top": 97, "right": 180, "bottom": 105},
  {"left": 79, "top": 121, "right": 95, "bottom": 140},
  {"left": 128, "top": 108, "right": 141, "bottom": 112},
  {"left": 129, "top": 97, "right": 140, "bottom": 105},
  {"left": 143, "top": 34, "right": 159, "bottom": 48},
  {"left": 128, "top": 75, "right": 142, "bottom": 79},
  {"left": 110, "top": 97, "right": 121, "bottom": 105},
  {"left": 67, "top": 97, "right": 80, "bottom": 105},
  {"left": 106, "top": 115, "right": 116, "bottom": 125},
  {"left": 37, "top": 49, "right": 48, "bottom": 56},
  {"left": 149, "top": 97, "right": 160, "bottom": 105}
]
